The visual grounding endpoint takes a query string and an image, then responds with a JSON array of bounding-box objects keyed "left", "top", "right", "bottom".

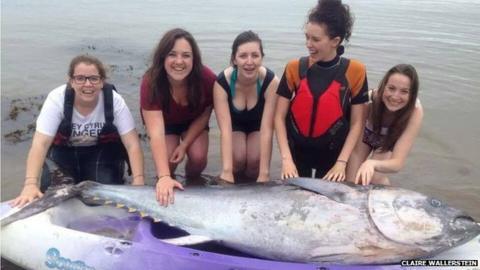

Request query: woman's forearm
[
  {"left": 258, "top": 127, "right": 273, "bottom": 177},
  {"left": 143, "top": 110, "right": 171, "bottom": 177},
  {"left": 337, "top": 104, "right": 367, "bottom": 162},
  {"left": 24, "top": 132, "right": 54, "bottom": 185},
  {"left": 121, "top": 130, "right": 145, "bottom": 184},
  {"left": 274, "top": 97, "right": 293, "bottom": 161}
]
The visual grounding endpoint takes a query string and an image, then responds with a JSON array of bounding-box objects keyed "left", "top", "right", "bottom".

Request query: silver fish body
[{"left": 77, "top": 178, "right": 480, "bottom": 264}]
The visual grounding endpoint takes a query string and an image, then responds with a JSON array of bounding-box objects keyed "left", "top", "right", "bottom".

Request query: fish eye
[{"left": 430, "top": 199, "right": 442, "bottom": 207}]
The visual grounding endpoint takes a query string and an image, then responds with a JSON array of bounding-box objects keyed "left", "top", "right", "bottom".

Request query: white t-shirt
[{"left": 36, "top": 84, "right": 135, "bottom": 147}]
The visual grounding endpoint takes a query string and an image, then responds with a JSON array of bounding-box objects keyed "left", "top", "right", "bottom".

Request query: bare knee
[
  {"left": 245, "top": 157, "right": 260, "bottom": 179},
  {"left": 233, "top": 156, "right": 246, "bottom": 174},
  {"left": 186, "top": 152, "right": 207, "bottom": 176}
]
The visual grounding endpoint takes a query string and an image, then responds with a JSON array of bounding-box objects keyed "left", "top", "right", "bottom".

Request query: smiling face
[
  {"left": 382, "top": 73, "right": 412, "bottom": 112},
  {"left": 233, "top": 41, "right": 263, "bottom": 80},
  {"left": 70, "top": 62, "right": 104, "bottom": 106},
  {"left": 304, "top": 22, "right": 340, "bottom": 62},
  {"left": 164, "top": 38, "right": 193, "bottom": 83}
]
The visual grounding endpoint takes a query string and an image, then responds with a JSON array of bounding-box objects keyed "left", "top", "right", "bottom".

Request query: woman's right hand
[
  {"left": 10, "top": 185, "right": 44, "bottom": 208},
  {"left": 155, "top": 177, "right": 184, "bottom": 207},
  {"left": 281, "top": 159, "right": 298, "bottom": 180}
]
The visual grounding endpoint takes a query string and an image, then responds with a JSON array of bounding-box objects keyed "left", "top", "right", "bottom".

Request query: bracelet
[
  {"left": 24, "top": 183, "right": 37, "bottom": 186},
  {"left": 133, "top": 174, "right": 144, "bottom": 179},
  {"left": 25, "top": 176, "right": 38, "bottom": 180},
  {"left": 156, "top": 174, "right": 170, "bottom": 182},
  {"left": 337, "top": 159, "right": 347, "bottom": 163}
]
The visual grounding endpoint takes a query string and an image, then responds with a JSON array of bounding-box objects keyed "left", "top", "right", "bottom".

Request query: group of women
[{"left": 12, "top": 0, "right": 423, "bottom": 207}]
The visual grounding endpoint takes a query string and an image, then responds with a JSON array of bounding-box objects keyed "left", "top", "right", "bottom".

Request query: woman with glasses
[
  {"left": 140, "top": 28, "right": 216, "bottom": 206},
  {"left": 11, "top": 54, "right": 145, "bottom": 207}
]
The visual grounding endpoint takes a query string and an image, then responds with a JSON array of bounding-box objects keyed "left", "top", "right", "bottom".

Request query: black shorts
[
  {"left": 165, "top": 122, "right": 209, "bottom": 136},
  {"left": 232, "top": 121, "right": 260, "bottom": 135},
  {"left": 40, "top": 143, "right": 126, "bottom": 192}
]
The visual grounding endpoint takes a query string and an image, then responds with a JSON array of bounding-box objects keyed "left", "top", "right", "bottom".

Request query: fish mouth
[
  {"left": 451, "top": 215, "right": 480, "bottom": 236},
  {"left": 454, "top": 215, "right": 475, "bottom": 223}
]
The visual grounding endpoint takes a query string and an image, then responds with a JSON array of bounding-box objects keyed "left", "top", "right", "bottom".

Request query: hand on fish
[
  {"left": 355, "top": 160, "right": 376, "bottom": 185},
  {"left": 281, "top": 158, "right": 298, "bottom": 179},
  {"left": 10, "top": 185, "right": 44, "bottom": 208},
  {"left": 324, "top": 161, "right": 346, "bottom": 182},
  {"left": 155, "top": 177, "right": 184, "bottom": 207}
]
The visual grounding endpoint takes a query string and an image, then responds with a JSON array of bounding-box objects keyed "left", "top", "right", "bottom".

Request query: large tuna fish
[{"left": 66, "top": 178, "right": 478, "bottom": 264}]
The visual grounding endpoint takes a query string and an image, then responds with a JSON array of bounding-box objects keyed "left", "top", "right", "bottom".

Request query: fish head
[{"left": 368, "top": 186, "right": 480, "bottom": 251}]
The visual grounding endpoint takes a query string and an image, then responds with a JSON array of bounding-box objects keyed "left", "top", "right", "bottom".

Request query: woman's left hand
[
  {"left": 170, "top": 143, "right": 187, "bottom": 164},
  {"left": 323, "top": 161, "right": 347, "bottom": 182},
  {"left": 354, "top": 160, "right": 376, "bottom": 185}
]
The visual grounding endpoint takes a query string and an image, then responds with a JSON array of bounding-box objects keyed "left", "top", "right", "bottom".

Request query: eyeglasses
[{"left": 72, "top": 75, "right": 102, "bottom": 84}]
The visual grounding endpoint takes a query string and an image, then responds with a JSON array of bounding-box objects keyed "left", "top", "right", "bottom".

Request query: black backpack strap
[
  {"left": 298, "top": 57, "right": 309, "bottom": 79},
  {"left": 60, "top": 84, "right": 75, "bottom": 137},
  {"left": 101, "top": 83, "right": 132, "bottom": 176},
  {"left": 63, "top": 84, "right": 75, "bottom": 122},
  {"left": 102, "top": 83, "right": 115, "bottom": 124}
]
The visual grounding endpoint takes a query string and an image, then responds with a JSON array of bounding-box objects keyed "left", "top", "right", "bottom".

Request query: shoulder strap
[
  {"left": 334, "top": 57, "right": 351, "bottom": 83},
  {"left": 257, "top": 68, "right": 275, "bottom": 98},
  {"left": 216, "top": 71, "right": 231, "bottom": 96},
  {"left": 63, "top": 84, "right": 75, "bottom": 122},
  {"left": 102, "top": 83, "right": 115, "bottom": 124},
  {"left": 335, "top": 57, "right": 352, "bottom": 117},
  {"left": 298, "top": 57, "right": 309, "bottom": 79},
  {"left": 229, "top": 68, "right": 238, "bottom": 98}
]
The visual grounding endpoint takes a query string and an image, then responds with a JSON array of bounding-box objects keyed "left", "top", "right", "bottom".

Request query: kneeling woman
[
  {"left": 12, "top": 55, "right": 145, "bottom": 207},
  {"left": 141, "top": 28, "right": 216, "bottom": 205},
  {"left": 214, "top": 31, "right": 279, "bottom": 183},
  {"left": 346, "top": 64, "right": 423, "bottom": 185}
]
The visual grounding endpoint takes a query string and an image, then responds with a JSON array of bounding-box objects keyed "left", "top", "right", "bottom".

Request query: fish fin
[
  {"left": 162, "top": 235, "right": 212, "bottom": 246},
  {"left": 153, "top": 218, "right": 162, "bottom": 223},
  {"left": 127, "top": 207, "right": 137, "bottom": 213},
  {"left": 116, "top": 204, "right": 125, "bottom": 208},
  {"left": 287, "top": 177, "right": 361, "bottom": 203},
  {"left": 1, "top": 180, "right": 78, "bottom": 227},
  {"left": 1, "top": 160, "right": 81, "bottom": 226}
]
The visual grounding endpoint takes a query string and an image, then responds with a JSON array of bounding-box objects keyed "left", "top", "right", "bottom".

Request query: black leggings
[
  {"left": 289, "top": 142, "right": 341, "bottom": 179},
  {"left": 40, "top": 144, "right": 126, "bottom": 192}
]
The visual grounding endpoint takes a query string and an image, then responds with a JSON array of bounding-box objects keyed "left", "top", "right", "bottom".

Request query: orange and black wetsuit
[{"left": 277, "top": 55, "right": 368, "bottom": 177}]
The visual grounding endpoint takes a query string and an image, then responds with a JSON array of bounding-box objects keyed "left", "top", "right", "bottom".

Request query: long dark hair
[
  {"left": 371, "top": 64, "right": 419, "bottom": 151},
  {"left": 308, "top": 0, "right": 353, "bottom": 55},
  {"left": 145, "top": 28, "right": 204, "bottom": 112},
  {"left": 230, "top": 30, "right": 265, "bottom": 66}
]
